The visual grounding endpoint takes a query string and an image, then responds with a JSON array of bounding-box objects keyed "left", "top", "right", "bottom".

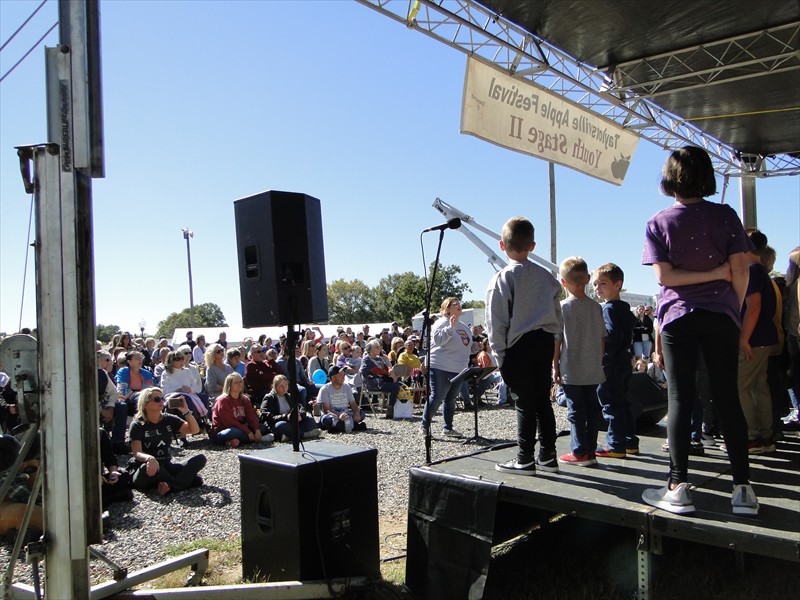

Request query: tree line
[{"left": 94, "top": 263, "right": 484, "bottom": 342}]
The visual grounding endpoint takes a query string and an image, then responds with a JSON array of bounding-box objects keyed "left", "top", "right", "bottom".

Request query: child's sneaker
[
  {"left": 700, "top": 432, "right": 717, "bottom": 447},
  {"left": 535, "top": 449, "right": 559, "bottom": 473},
  {"left": 731, "top": 484, "right": 759, "bottom": 516},
  {"left": 558, "top": 452, "right": 597, "bottom": 466},
  {"left": 595, "top": 445, "right": 626, "bottom": 458},
  {"left": 642, "top": 482, "right": 695, "bottom": 514},
  {"left": 495, "top": 459, "right": 536, "bottom": 476},
  {"left": 626, "top": 447, "right": 640, "bottom": 455},
  {"left": 759, "top": 437, "right": 776, "bottom": 453}
]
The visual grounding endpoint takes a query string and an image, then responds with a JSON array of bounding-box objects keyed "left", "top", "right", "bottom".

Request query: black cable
[
  {"left": 0, "top": 0, "right": 48, "bottom": 52},
  {"left": 0, "top": 21, "right": 58, "bottom": 84}
]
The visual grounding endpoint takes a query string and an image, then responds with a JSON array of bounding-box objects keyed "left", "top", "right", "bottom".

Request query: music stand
[{"left": 449, "top": 365, "right": 496, "bottom": 444}]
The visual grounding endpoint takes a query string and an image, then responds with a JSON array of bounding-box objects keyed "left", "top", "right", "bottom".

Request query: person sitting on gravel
[
  {"left": 260, "top": 375, "right": 321, "bottom": 442},
  {"left": 127, "top": 387, "right": 207, "bottom": 496},
  {"left": 211, "top": 373, "right": 273, "bottom": 447},
  {"left": 319, "top": 366, "right": 366, "bottom": 433}
]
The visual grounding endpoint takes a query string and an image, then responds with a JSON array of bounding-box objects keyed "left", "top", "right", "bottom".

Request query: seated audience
[
  {"left": 99, "top": 428, "right": 133, "bottom": 508},
  {"left": 204, "top": 343, "right": 234, "bottom": 402},
  {"left": 115, "top": 350, "right": 155, "bottom": 415},
  {"left": 318, "top": 366, "right": 366, "bottom": 433},
  {"left": 244, "top": 344, "right": 282, "bottom": 406},
  {"left": 211, "top": 373, "right": 272, "bottom": 447},
  {"left": 260, "top": 375, "right": 321, "bottom": 442},
  {"left": 226, "top": 347, "right": 245, "bottom": 377},
  {"left": 360, "top": 339, "right": 401, "bottom": 419},
  {"left": 307, "top": 343, "right": 331, "bottom": 383},
  {"left": 160, "top": 350, "right": 208, "bottom": 420},
  {"left": 127, "top": 388, "right": 206, "bottom": 496}
]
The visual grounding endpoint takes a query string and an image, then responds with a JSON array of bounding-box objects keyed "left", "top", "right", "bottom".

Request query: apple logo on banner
[{"left": 611, "top": 154, "right": 631, "bottom": 180}]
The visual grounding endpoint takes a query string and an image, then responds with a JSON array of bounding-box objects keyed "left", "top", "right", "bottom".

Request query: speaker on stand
[{"left": 234, "top": 190, "right": 328, "bottom": 327}]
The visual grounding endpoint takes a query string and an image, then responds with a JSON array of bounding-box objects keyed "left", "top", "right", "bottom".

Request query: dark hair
[
  {"left": 660, "top": 146, "right": 717, "bottom": 199},
  {"left": 746, "top": 229, "right": 768, "bottom": 253}
]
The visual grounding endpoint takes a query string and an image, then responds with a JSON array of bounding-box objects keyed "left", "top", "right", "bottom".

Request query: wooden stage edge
[{"left": 408, "top": 430, "right": 799, "bottom": 598}]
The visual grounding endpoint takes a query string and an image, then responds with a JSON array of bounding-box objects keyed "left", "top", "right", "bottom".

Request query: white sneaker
[
  {"left": 642, "top": 482, "right": 695, "bottom": 514},
  {"left": 262, "top": 433, "right": 275, "bottom": 444},
  {"left": 731, "top": 484, "right": 759, "bottom": 516},
  {"left": 443, "top": 428, "right": 463, "bottom": 438}
]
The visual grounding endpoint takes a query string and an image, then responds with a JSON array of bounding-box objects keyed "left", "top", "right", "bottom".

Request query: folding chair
[{"left": 357, "top": 387, "right": 390, "bottom": 416}]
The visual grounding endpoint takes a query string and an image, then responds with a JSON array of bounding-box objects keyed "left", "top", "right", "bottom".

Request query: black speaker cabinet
[
  {"left": 239, "top": 441, "right": 380, "bottom": 582},
  {"left": 234, "top": 190, "right": 328, "bottom": 327}
]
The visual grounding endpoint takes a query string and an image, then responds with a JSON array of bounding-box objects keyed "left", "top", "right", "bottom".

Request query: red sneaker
[
  {"left": 558, "top": 452, "right": 597, "bottom": 466},
  {"left": 595, "top": 446, "right": 626, "bottom": 458}
]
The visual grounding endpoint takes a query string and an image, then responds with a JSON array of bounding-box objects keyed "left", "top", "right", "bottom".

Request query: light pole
[
  {"left": 182, "top": 228, "right": 195, "bottom": 328},
  {"left": 139, "top": 319, "right": 146, "bottom": 340}
]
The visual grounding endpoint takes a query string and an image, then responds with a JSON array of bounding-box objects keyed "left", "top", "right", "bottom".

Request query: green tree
[
  {"left": 461, "top": 299, "right": 485, "bottom": 309},
  {"left": 372, "top": 272, "right": 428, "bottom": 325},
  {"left": 96, "top": 323, "right": 120, "bottom": 343},
  {"left": 428, "top": 263, "right": 471, "bottom": 309},
  {"left": 369, "top": 264, "right": 470, "bottom": 325},
  {"left": 326, "top": 279, "right": 375, "bottom": 323},
  {"left": 155, "top": 302, "right": 227, "bottom": 338}
]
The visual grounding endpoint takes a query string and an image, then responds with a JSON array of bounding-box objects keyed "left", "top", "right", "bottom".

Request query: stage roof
[
  {"left": 478, "top": 0, "right": 799, "bottom": 161},
  {"left": 360, "top": 0, "right": 800, "bottom": 176}
]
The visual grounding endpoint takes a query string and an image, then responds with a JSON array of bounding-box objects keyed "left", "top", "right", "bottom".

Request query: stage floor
[{"left": 407, "top": 430, "right": 799, "bottom": 598}]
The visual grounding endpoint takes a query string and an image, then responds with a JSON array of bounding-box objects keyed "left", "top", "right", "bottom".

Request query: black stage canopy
[{"left": 478, "top": 0, "right": 800, "bottom": 160}]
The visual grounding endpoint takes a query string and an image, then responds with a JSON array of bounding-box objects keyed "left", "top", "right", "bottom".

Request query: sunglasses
[
  {"left": 173, "top": 356, "right": 185, "bottom": 361},
  {"left": 149, "top": 396, "right": 164, "bottom": 403},
  {"left": 252, "top": 350, "right": 263, "bottom": 354},
  {"left": 215, "top": 349, "right": 224, "bottom": 354}
]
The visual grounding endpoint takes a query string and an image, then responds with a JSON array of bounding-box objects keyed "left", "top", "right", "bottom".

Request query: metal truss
[
  {"left": 356, "top": 0, "right": 800, "bottom": 177},
  {"left": 609, "top": 22, "right": 800, "bottom": 99}
]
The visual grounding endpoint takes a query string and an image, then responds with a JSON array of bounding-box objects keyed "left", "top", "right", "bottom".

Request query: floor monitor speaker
[
  {"left": 234, "top": 191, "right": 328, "bottom": 327},
  {"left": 239, "top": 441, "right": 380, "bottom": 582}
]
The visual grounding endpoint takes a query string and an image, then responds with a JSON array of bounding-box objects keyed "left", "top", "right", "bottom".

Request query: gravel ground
[{"left": 2, "top": 399, "right": 570, "bottom": 587}]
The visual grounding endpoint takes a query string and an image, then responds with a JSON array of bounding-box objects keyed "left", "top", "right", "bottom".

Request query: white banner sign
[{"left": 461, "top": 57, "right": 639, "bottom": 185}]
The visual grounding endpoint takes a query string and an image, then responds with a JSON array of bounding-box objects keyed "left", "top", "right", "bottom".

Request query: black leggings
[{"left": 661, "top": 310, "right": 750, "bottom": 485}]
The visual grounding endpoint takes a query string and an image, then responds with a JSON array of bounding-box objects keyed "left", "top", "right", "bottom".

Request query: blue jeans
[
  {"left": 661, "top": 310, "right": 750, "bottom": 485},
  {"left": 366, "top": 379, "right": 400, "bottom": 405},
  {"left": 476, "top": 372, "right": 504, "bottom": 402},
  {"left": 422, "top": 368, "right": 460, "bottom": 431},
  {"left": 563, "top": 384, "right": 600, "bottom": 456},
  {"left": 273, "top": 416, "right": 319, "bottom": 439},
  {"left": 598, "top": 365, "right": 636, "bottom": 452},
  {"left": 633, "top": 340, "right": 652, "bottom": 359},
  {"left": 212, "top": 427, "right": 252, "bottom": 445}
]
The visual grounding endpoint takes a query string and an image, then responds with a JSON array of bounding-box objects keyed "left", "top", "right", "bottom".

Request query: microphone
[{"left": 422, "top": 218, "right": 461, "bottom": 233}]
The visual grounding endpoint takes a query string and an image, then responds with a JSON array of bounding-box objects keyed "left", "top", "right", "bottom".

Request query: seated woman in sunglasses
[
  {"left": 204, "top": 343, "right": 234, "bottom": 402},
  {"left": 127, "top": 387, "right": 206, "bottom": 496}
]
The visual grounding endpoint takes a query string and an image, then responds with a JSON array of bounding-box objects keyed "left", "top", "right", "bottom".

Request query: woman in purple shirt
[{"left": 641, "top": 146, "right": 758, "bottom": 516}]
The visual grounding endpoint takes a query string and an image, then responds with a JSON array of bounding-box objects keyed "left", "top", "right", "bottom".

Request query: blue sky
[{"left": 1, "top": 0, "right": 798, "bottom": 335}]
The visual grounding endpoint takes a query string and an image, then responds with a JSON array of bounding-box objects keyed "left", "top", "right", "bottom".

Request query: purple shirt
[{"left": 642, "top": 200, "right": 752, "bottom": 330}]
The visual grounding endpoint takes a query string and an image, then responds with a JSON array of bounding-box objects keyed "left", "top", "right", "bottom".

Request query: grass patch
[{"left": 151, "top": 535, "right": 244, "bottom": 589}]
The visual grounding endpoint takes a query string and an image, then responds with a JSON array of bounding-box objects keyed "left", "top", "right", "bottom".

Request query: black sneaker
[
  {"left": 353, "top": 421, "right": 367, "bottom": 431},
  {"left": 495, "top": 459, "right": 536, "bottom": 476},
  {"left": 536, "top": 450, "right": 559, "bottom": 473}
]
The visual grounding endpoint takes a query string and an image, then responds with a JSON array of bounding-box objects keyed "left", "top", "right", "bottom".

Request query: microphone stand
[{"left": 422, "top": 228, "right": 446, "bottom": 465}]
